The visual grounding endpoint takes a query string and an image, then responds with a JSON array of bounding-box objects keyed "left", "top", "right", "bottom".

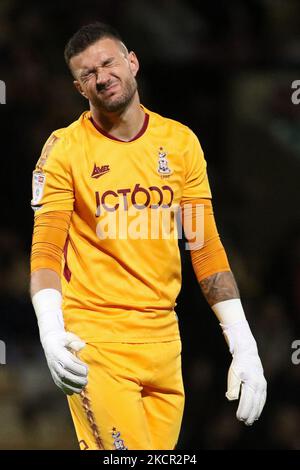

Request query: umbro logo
[{"left": 91, "top": 163, "right": 110, "bottom": 179}]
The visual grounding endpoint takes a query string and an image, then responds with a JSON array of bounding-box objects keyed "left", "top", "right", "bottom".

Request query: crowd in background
[{"left": 0, "top": 0, "right": 299, "bottom": 449}]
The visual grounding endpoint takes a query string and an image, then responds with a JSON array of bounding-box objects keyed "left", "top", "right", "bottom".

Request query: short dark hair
[{"left": 64, "top": 22, "right": 123, "bottom": 66}]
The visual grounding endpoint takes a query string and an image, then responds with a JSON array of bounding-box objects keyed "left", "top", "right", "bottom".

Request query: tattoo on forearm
[{"left": 199, "top": 271, "right": 240, "bottom": 306}]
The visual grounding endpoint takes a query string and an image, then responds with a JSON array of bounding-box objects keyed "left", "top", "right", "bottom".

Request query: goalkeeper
[{"left": 30, "top": 22, "right": 266, "bottom": 450}]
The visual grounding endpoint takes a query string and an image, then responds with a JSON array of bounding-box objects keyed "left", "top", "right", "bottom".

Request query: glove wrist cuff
[
  {"left": 32, "top": 288, "right": 65, "bottom": 342},
  {"left": 212, "top": 299, "right": 257, "bottom": 354},
  {"left": 212, "top": 298, "right": 246, "bottom": 325}
]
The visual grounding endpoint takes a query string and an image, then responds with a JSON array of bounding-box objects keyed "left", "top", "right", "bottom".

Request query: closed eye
[
  {"left": 102, "top": 58, "right": 115, "bottom": 67},
  {"left": 80, "top": 71, "right": 94, "bottom": 81},
  {"left": 79, "top": 58, "right": 116, "bottom": 81}
]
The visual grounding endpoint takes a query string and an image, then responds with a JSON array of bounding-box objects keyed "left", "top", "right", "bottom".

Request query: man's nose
[{"left": 95, "top": 68, "right": 109, "bottom": 85}]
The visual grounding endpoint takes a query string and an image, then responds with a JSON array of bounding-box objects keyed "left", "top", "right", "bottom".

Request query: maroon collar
[{"left": 90, "top": 113, "right": 149, "bottom": 142}]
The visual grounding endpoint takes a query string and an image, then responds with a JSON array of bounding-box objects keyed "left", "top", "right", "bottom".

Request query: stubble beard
[{"left": 92, "top": 76, "right": 138, "bottom": 113}]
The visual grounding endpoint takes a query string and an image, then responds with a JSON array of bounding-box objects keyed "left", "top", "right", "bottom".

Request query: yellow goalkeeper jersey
[{"left": 32, "top": 106, "right": 211, "bottom": 342}]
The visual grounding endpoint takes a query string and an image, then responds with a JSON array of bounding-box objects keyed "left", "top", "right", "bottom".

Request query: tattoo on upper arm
[{"left": 199, "top": 271, "right": 240, "bottom": 306}]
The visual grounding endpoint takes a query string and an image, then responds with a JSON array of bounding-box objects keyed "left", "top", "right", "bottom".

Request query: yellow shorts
[{"left": 67, "top": 340, "right": 185, "bottom": 450}]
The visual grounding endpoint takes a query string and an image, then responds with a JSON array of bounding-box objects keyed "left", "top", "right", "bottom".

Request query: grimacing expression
[{"left": 70, "top": 38, "right": 139, "bottom": 113}]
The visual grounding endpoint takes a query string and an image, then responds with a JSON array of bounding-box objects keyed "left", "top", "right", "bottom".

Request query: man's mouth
[{"left": 99, "top": 82, "right": 119, "bottom": 95}]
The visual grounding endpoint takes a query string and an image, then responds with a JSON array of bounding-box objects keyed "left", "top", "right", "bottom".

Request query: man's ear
[
  {"left": 73, "top": 80, "right": 88, "bottom": 99},
  {"left": 128, "top": 51, "right": 139, "bottom": 77}
]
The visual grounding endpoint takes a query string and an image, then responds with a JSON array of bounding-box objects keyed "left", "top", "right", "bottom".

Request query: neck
[{"left": 90, "top": 94, "right": 145, "bottom": 142}]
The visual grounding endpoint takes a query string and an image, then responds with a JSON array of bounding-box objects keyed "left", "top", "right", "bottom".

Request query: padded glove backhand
[
  {"left": 212, "top": 299, "right": 267, "bottom": 426},
  {"left": 223, "top": 320, "right": 267, "bottom": 426},
  {"left": 32, "top": 289, "right": 89, "bottom": 396},
  {"left": 42, "top": 331, "right": 89, "bottom": 395}
]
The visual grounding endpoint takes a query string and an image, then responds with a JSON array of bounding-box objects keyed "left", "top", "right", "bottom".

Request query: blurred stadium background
[{"left": 0, "top": 0, "right": 299, "bottom": 449}]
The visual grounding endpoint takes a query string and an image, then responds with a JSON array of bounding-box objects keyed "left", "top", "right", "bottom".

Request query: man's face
[{"left": 70, "top": 37, "right": 139, "bottom": 113}]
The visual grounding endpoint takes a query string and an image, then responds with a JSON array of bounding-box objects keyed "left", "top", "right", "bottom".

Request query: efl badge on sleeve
[{"left": 32, "top": 171, "right": 46, "bottom": 205}]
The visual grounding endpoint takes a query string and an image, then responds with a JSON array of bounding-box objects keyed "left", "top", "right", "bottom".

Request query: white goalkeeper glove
[
  {"left": 212, "top": 299, "right": 267, "bottom": 426},
  {"left": 32, "top": 288, "right": 89, "bottom": 395}
]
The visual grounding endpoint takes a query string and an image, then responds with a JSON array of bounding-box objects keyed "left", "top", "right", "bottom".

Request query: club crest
[
  {"left": 157, "top": 147, "right": 173, "bottom": 177},
  {"left": 112, "top": 427, "right": 128, "bottom": 450}
]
